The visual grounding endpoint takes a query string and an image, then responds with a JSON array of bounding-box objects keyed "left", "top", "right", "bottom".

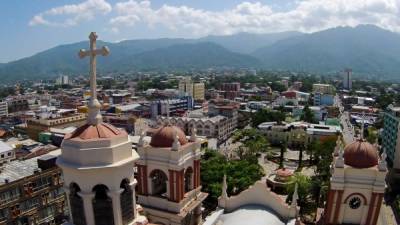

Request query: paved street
[{"left": 337, "top": 96, "right": 356, "bottom": 145}]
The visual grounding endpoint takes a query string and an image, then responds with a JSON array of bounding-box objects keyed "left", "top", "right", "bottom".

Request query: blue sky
[{"left": 0, "top": 0, "right": 399, "bottom": 63}]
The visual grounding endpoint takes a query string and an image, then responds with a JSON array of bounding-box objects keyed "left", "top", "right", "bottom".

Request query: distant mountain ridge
[
  {"left": 252, "top": 25, "right": 400, "bottom": 78},
  {"left": 1, "top": 25, "right": 400, "bottom": 81}
]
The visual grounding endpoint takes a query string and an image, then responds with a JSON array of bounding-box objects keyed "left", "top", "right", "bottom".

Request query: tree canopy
[
  {"left": 252, "top": 109, "right": 286, "bottom": 127},
  {"left": 200, "top": 149, "right": 264, "bottom": 210},
  {"left": 301, "top": 104, "right": 315, "bottom": 123},
  {"left": 232, "top": 128, "right": 269, "bottom": 160}
]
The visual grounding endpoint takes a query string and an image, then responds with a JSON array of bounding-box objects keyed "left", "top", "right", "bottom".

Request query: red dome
[
  {"left": 343, "top": 139, "right": 378, "bottom": 168},
  {"left": 65, "top": 122, "right": 126, "bottom": 140},
  {"left": 150, "top": 125, "right": 188, "bottom": 148}
]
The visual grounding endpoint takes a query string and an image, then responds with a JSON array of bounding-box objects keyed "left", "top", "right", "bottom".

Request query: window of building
[
  {"left": 69, "top": 183, "right": 86, "bottom": 225},
  {"left": 150, "top": 169, "right": 168, "bottom": 198},
  {"left": 92, "top": 184, "right": 114, "bottom": 225},
  {"left": 120, "top": 179, "right": 134, "bottom": 225},
  {"left": 184, "top": 167, "right": 193, "bottom": 193}
]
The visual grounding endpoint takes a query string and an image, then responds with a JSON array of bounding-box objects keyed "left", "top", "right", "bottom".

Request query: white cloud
[
  {"left": 29, "top": 0, "right": 112, "bottom": 27},
  {"left": 109, "top": 0, "right": 400, "bottom": 36}
]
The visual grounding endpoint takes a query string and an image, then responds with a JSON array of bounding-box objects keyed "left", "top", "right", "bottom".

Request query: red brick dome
[
  {"left": 344, "top": 139, "right": 378, "bottom": 168},
  {"left": 65, "top": 122, "right": 126, "bottom": 140},
  {"left": 150, "top": 125, "right": 188, "bottom": 148}
]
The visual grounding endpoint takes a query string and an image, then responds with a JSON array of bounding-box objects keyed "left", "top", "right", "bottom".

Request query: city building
[
  {"left": 314, "top": 92, "right": 334, "bottom": 106},
  {"left": 258, "top": 122, "right": 340, "bottom": 147},
  {"left": 342, "top": 96, "right": 375, "bottom": 110},
  {"left": 0, "top": 150, "right": 66, "bottom": 225},
  {"left": 343, "top": 68, "right": 352, "bottom": 90},
  {"left": 312, "top": 84, "right": 335, "bottom": 95},
  {"left": 136, "top": 125, "right": 207, "bottom": 225},
  {"left": 193, "top": 83, "right": 205, "bottom": 101},
  {"left": 56, "top": 75, "right": 70, "bottom": 85},
  {"left": 0, "top": 101, "right": 8, "bottom": 118},
  {"left": 25, "top": 108, "right": 86, "bottom": 141},
  {"left": 150, "top": 96, "right": 193, "bottom": 118},
  {"left": 219, "top": 83, "right": 241, "bottom": 100},
  {"left": 158, "top": 114, "right": 235, "bottom": 143},
  {"left": 179, "top": 77, "right": 194, "bottom": 97},
  {"left": 6, "top": 97, "right": 29, "bottom": 113},
  {"left": 292, "top": 81, "right": 303, "bottom": 90},
  {"left": 179, "top": 77, "right": 205, "bottom": 101},
  {"left": 381, "top": 106, "right": 400, "bottom": 166},
  {"left": 0, "top": 141, "right": 15, "bottom": 164},
  {"left": 323, "top": 139, "right": 386, "bottom": 225}
]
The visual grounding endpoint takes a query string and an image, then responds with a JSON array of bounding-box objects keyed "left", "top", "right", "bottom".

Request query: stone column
[
  {"left": 193, "top": 205, "right": 202, "bottom": 225},
  {"left": 366, "top": 193, "right": 377, "bottom": 225},
  {"left": 333, "top": 190, "right": 344, "bottom": 225},
  {"left": 78, "top": 192, "right": 95, "bottom": 225},
  {"left": 129, "top": 180, "right": 138, "bottom": 219},
  {"left": 169, "top": 170, "right": 176, "bottom": 202},
  {"left": 63, "top": 187, "right": 73, "bottom": 224},
  {"left": 143, "top": 166, "right": 148, "bottom": 195},
  {"left": 371, "top": 194, "right": 384, "bottom": 225},
  {"left": 110, "top": 189, "right": 124, "bottom": 225},
  {"left": 324, "top": 189, "right": 336, "bottom": 224}
]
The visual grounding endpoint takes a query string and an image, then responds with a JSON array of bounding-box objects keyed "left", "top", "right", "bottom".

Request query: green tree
[
  {"left": 286, "top": 173, "right": 311, "bottom": 212},
  {"left": 252, "top": 109, "right": 286, "bottom": 127},
  {"left": 301, "top": 104, "right": 315, "bottom": 123},
  {"left": 313, "top": 137, "right": 336, "bottom": 181},
  {"left": 279, "top": 141, "right": 287, "bottom": 169},
  {"left": 298, "top": 145, "right": 304, "bottom": 170},
  {"left": 232, "top": 128, "right": 269, "bottom": 160},
  {"left": 270, "top": 82, "right": 287, "bottom": 92},
  {"left": 365, "top": 127, "right": 378, "bottom": 144},
  {"left": 306, "top": 141, "right": 318, "bottom": 165},
  {"left": 200, "top": 149, "right": 264, "bottom": 211}
]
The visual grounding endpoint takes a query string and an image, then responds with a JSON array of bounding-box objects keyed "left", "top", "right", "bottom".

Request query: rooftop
[
  {"left": 0, "top": 149, "right": 60, "bottom": 185},
  {"left": 0, "top": 141, "right": 13, "bottom": 153}
]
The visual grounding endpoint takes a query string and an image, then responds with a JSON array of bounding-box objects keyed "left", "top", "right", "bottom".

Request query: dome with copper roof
[
  {"left": 343, "top": 139, "right": 378, "bottom": 168},
  {"left": 150, "top": 125, "right": 188, "bottom": 148},
  {"left": 65, "top": 122, "right": 127, "bottom": 140}
]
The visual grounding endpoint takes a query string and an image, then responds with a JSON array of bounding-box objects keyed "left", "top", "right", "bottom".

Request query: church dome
[
  {"left": 65, "top": 122, "right": 126, "bottom": 140},
  {"left": 150, "top": 125, "right": 188, "bottom": 148},
  {"left": 343, "top": 139, "right": 378, "bottom": 168}
]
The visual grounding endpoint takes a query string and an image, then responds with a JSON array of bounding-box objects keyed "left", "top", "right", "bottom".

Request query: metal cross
[{"left": 78, "top": 32, "right": 110, "bottom": 125}]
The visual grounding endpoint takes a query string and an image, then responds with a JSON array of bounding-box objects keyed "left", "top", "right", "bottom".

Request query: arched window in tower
[
  {"left": 120, "top": 179, "right": 134, "bottom": 225},
  {"left": 92, "top": 184, "right": 114, "bottom": 225},
  {"left": 150, "top": 170, "right": 168, "bottom": 198},
  {"left": 69, "top": 183, "right": 86, "bottom": 225},
  {"left": 184, "top": 167, "right": 193, "bottom": 193}
]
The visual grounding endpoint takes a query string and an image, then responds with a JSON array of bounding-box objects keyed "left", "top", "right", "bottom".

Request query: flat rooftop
[{"left": 0, "top": 149, "right": 61, "bottom": 185}]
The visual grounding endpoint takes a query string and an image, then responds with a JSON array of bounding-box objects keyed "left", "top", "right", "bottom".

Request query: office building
[
  {"left": 178, "top": 77, "right": 205, "bottom": 101},
  {"left": 381, "top": 106, "right": 400, "bottom": 166},
  {"left": 343, "top": 68, "right": 352, "bottom": 90},
  {"left": 0, "top": 151, "right": 66, "bottom": 225}
]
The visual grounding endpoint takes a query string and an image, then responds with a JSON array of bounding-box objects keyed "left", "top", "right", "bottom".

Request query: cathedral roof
[
  {"left": 149, "top": 125, "right": 188, "bottom": 148},
  {"left": 343, "top": 139, "right": 378, "bottom": 168},
  {"left": 65, "top": 122, "right": 127, "bottom": 140}
]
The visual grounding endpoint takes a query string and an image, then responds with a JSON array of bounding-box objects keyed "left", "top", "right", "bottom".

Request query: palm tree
[
  {"left": 298, "top": 144, "right": 304, "bottom": 171},
  {"left": 279, "top": 141, "right": 287, "bottom": 169},
  {"left": 286, "top": 173, "right": 311, "bottom": 210}
]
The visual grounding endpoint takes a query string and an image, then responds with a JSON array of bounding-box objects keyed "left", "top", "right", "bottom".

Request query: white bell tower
[{"left": 57, "top": 32, "right": 147, "bottom": 225}]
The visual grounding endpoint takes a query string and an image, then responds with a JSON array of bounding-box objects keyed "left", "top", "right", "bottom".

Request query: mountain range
[{"left": 1, "top": 24, "right": 400, "bottom": 81}]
